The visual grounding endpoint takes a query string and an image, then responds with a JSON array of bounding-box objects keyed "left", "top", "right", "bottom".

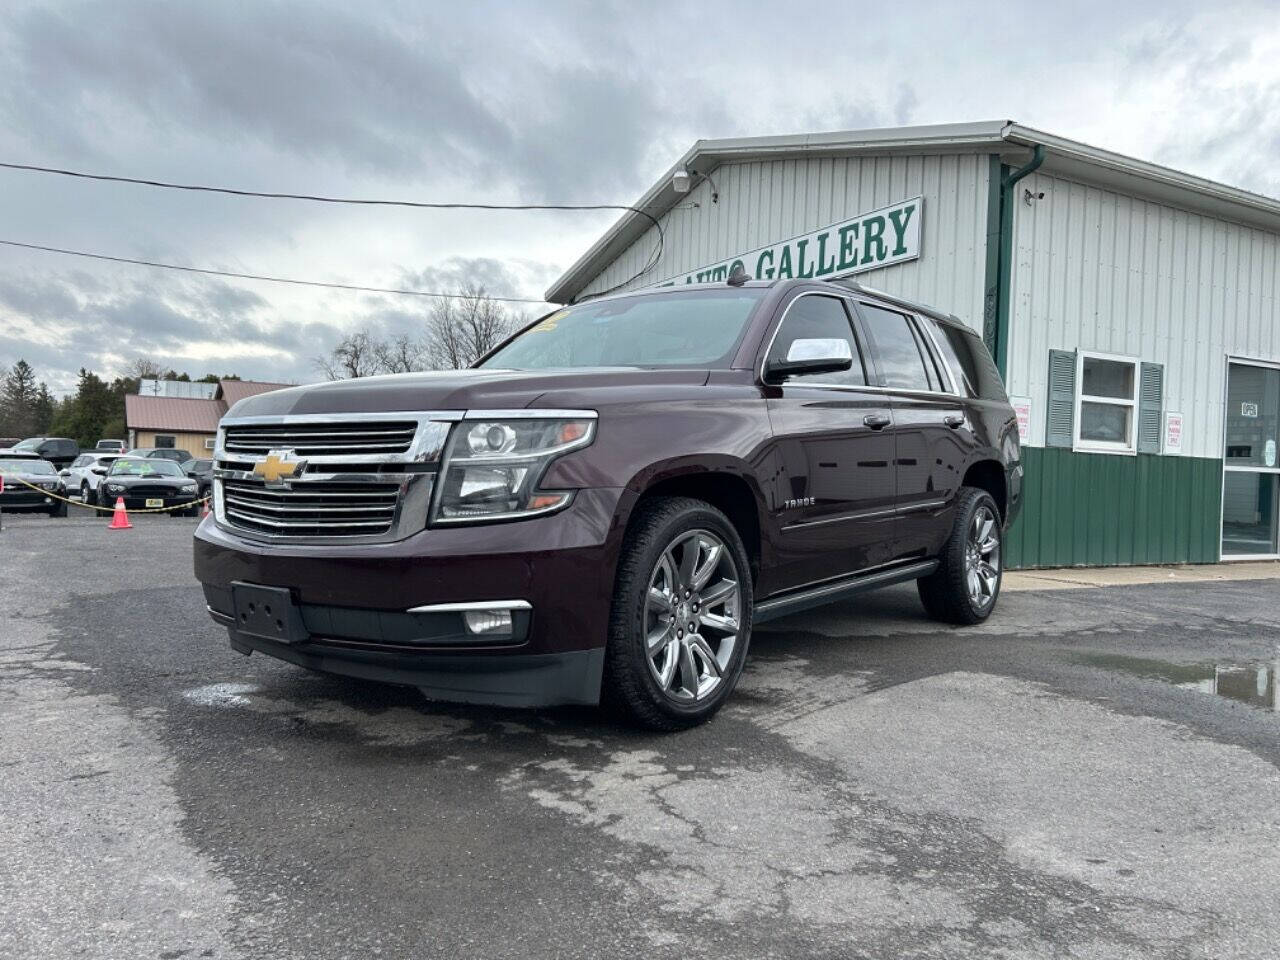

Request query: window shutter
[
  {"left": 1045, "top": 349, "right": 1076, "bottom": 447},
  {"left": 1137, "top": 362, "right": 1164, "bottom": 454}
]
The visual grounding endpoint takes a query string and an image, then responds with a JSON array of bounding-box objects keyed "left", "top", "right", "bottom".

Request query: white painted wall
[
  {"left": 1006, "top": 169, "right": 1280, "bottom": 460},
  {"left": 578, "top": 153, "right": 991, "bottom": 330}
]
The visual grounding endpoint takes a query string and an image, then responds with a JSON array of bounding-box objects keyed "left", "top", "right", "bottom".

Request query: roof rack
[{"left": 825, "top": 278, "right": 962, "bottom": 326}]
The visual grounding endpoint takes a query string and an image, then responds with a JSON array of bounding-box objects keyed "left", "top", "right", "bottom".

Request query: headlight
[{"left": 431, "top": 415, "right": 595, "bottom": 524}]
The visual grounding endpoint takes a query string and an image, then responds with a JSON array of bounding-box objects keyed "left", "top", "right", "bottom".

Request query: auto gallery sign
[{"left": 659, "top": 196, "right": 922, "bottom": 287}]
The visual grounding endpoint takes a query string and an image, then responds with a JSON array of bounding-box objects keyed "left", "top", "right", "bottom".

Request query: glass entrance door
[{"left": 1222, "top": 360, "right": 1280, "bottom": 558}]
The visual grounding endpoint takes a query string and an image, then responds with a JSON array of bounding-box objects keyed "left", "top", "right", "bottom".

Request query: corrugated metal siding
[
  {"left": 1006, "top": 447, "right": 1223, "bottom": 568},
  {"left": 578, "top": 153, "right": 991, "bottom": 330},
  {"left": 1006, "top": 170, "right": 1280, "bottom": 459}
]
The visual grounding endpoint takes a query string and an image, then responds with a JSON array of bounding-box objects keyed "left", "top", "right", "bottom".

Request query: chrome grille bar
[
  {"left": 214, "top": 412, "right": 459, "bottom": 543},
  {"left": 223, "top": 421, "right": 419, "bottom": 456}
]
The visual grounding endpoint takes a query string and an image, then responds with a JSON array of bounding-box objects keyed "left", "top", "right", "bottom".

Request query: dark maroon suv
[{"left": 195, "top": 278, "right": 1021, "bottom": 729}]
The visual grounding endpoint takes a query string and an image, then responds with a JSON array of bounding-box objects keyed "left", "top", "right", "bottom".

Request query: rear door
[
  {"left": 853, "top": 302, "right": 976, "bottom": 560},
  {"left": 763, "top": 292, "right": 897, "bottom": 589}
]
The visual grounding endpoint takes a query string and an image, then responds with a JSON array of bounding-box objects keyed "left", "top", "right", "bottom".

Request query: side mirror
[
  {"left": 59, "top": 469, "right": 70, "bottom": 477},
  {"left": 764, "top": 338, "right": 854, "bottom": 383}
]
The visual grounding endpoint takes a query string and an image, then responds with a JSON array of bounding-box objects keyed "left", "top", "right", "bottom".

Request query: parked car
[
  {"left": 194, "top": 278, "right": 1021, "bottom": 729},
  {"left": 126, "top": 447, "right": 195, "bottom": 465},
  {"left": 0, "top": 450, "right": 66, "bottom": 516},
  {"left": 0, "top": 437, "right": 22, "bottom": 449},
  {"left": 184, "top": 458, "right": 214, "bottom": 500},
  {"left": 95, "top": 439, "right": 126, "bottom": 452},
  {"left": 99, "top": 457, "right": 201, "bottom": 516},
  {"left": 12, "top": 437, "right": 79, "bottom": 470},
  {"left": 60, "top": 452, "right": 122, "bottom": 501}
]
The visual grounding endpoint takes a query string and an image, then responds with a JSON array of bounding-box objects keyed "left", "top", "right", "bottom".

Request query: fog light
[{"left": 463, "top": 609, "right": 513, "bottom": 636}]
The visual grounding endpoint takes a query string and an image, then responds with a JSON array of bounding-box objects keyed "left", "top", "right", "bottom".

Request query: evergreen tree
[
  {"left": 32, "top": 383, "right": 56, "bottom": 433},
  {"left": 49, "top": 369, "right": 114, "bottom": 448},
  {"left": 0, "top": 360, "right": 39, "bottom": 437}
]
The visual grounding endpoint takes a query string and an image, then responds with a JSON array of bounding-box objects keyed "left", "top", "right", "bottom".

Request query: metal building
[{"left": 546, "top": 121, "right": 1280, "bottom": 567}]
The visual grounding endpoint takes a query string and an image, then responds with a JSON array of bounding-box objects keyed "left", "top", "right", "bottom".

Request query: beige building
[{"left": 125, "top": 379, "right": 292, "bottom": 459}]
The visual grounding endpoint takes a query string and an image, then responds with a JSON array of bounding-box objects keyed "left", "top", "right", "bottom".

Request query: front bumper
[
  {"left": 194, "top": 487, "right": 629, "bottom": 707},
  {"left": 0, "top": 490, "right": 57, "bottom": 511},
  {"left": 106, "top": 492, "right": 197, "bottom": 510}
]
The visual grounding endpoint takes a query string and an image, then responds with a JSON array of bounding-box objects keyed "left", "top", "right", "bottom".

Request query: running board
[{"left": 753, "top": 560, "right": 939, "bottom": 624}]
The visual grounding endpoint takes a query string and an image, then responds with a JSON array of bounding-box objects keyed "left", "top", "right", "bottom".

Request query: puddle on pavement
[{"left": 1077, "top": 653, "right": 1279, "bottom": 712}]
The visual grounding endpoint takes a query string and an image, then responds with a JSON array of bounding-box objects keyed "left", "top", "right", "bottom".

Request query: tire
[
  {"left": 48, "top": 499, "right": 67, "bottom": 518},
  {"left": 917, "top": 486, "right": 1003, "bottom": 625},
  {"left": 602, "top": 496, "right": 753, "bottom": 731}
]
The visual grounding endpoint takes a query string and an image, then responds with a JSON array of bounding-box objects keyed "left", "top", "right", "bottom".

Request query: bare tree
[
  {"left": 312, "top": 287, "right": 520, "bottom": 380},
  {"left": 127, "top": 356, "right": 167, "bottom": 380},
  {"left": 373, "top": 333, "right": 425, "bottom": 374},
  {"left": 424, "top": 284, "right": 516, "bottom": 370},
  {"left": 314, "top": 330, "right": 383, "bottom": 380}
]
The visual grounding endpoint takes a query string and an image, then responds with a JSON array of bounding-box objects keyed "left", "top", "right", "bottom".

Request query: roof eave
[{"left": 546, "top": 120, "right": 1280, "bottom": 305}]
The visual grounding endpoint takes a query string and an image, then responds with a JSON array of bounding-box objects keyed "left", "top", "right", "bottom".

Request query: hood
[
  {"left": 224, "top": 368, "right": 712, "bottom": 418},
  {"left": 108, "top": 473, "right": 190, "bottom": 485}
]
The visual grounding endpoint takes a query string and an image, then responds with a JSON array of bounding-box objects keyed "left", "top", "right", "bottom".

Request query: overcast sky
[{"left": 1, "top": 0, "right": 1277, "bottom": 393}]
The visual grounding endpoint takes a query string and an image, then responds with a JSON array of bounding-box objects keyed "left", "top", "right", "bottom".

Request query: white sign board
[
  {"left": 1163, "top": 412, "right": 1183, "bottom": 454},
  {"left": 659, "top": 196, "right": 923, "bottom": 288},
  {"left": 1242, "top": 401, "right": 1259, "bottom": 418},
  {"left": 1010, "top": 396, "right": 1032, "bottom": 444}
]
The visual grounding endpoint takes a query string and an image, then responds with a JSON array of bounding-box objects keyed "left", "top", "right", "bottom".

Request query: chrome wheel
[
  {"left": 644, "top": 529, "right": 742, "bottom": 703},
  {"left": 965, "top": 505, "right": 1000, "bottom": 608}
]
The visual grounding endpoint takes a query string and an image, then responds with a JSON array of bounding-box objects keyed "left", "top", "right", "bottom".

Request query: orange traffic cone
[{"left": 108, "top": 496, "right": 133, "bottom": 530}]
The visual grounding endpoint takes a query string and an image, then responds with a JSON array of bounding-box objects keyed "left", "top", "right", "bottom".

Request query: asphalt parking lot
[{"left": 3, "top": 514, "right": 1279, "bottom": 960}]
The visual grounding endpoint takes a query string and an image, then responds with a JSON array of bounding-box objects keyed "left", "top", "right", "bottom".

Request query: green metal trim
[
  {"left": 1005, "top": 447, "right": 1224, "bottom": 569},
  {"left": 981, "top": 154, "right": 1002, "bottom": 355},
  {"left": 989, "top": 144, "right": 1045, "bottom": 377}
]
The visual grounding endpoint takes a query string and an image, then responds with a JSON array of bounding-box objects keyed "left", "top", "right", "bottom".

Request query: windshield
[
  {"left": 110, "top": 459, "right": 183, "bottom": 477},
  {"left": 0, "top": 458, "right": 53, "bottom": 475},
  {"left": 481, "top": 289, "right": 764, "bottom": 370},
  {"left": 13, "top": 439, "right": 39, "bottom": 451}
]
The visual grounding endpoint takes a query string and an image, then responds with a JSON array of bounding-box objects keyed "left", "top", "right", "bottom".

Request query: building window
[
  {"left": 1074, "top": 352, "right": 1139, "bottom": 454},
  {"left": 155, "top": 435, "right": 177, "bottom": 449},
  {"left": 204, "top": 437, "right": 216, "bottom": 450}
]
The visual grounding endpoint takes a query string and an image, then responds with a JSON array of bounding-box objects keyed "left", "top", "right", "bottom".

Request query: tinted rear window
[{"left": 933, "top": 321, "right": 1008, "bottom": 402}]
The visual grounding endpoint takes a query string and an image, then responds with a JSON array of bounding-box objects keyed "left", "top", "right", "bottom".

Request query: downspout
[{"left": 990, "top": 143, "right": 1045, "bottom": 377}]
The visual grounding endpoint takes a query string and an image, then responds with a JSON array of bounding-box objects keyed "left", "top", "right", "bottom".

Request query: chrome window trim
[
  {"left": 757, "top": 290, "right": 872, "bottom": 387},
  {"left": 914, "top": 315, "right": 961, "bottom": 395},
  {"left": 759, "top": 290, "right": 963, "bottom": 398},
  {"left": 853, "top": 300, "right": 962, "bottom": 398}
]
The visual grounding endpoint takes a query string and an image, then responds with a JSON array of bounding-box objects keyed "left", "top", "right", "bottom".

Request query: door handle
[
  {"left": 943, "top": 414, "right": 966, "bottom": 429},
  {"left": 863, "top": 414, "right": 892, "bottom": 430}
]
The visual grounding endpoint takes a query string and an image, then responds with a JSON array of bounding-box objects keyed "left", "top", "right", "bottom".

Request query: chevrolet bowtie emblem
[{"left": 253, "top": 450, "right": 307, "bottom": 487}]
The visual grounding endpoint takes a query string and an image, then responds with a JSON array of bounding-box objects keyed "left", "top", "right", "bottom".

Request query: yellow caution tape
[{"left": 3, "top": 475, "right": 211, "bottom": 514}]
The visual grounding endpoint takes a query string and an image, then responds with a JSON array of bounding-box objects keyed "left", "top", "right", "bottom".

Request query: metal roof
[
  {"left": 124, "top": 379, "right": 293, "bottom": 434},
  {"left": 218, "top": 379, "right": 293, "bottom": 406},
  {"left": 125, "top": 394, "right": 227, "bottom": 433},
  {"left": 546, "top": 120, "right": 1280, "bottom": 304}
]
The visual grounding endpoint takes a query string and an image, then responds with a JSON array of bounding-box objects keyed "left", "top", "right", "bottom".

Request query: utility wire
[
  {"left": 0, "top": 239, "right": 551, "bottom": 303},
  {"left": 0, "top": 159, "right": 666, "bottom": 292}
]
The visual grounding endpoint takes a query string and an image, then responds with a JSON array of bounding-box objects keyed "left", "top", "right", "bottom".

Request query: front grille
[
  {"left": 126, "top": 484, "right": 177, "bottom": 497},
  {"left": 222, "top": 478, "right": 402, "bottom": 537},
  {"left": 223, "top": 421, "right": 418, "bottom": 457}
]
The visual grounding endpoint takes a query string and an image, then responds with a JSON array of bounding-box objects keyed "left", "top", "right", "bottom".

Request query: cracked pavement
[{"left": 2, "top": 514, "right": 1279, "bottom": 958}]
